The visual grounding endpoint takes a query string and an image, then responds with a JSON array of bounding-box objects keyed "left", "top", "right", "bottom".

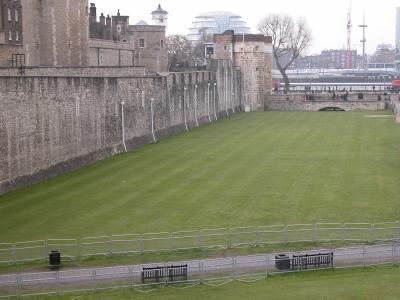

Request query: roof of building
[
  {"left": 196, "top": 11, "right": 240, "bottom": 18},
  {"left": 135, "top": 20, "right": 149, "bottom": 25},
  {"left": 187, "top": 11, "right": 251, "bottom": 42},
  {"left": 152, "top": 4, "right": 168, "bottom": 15}
]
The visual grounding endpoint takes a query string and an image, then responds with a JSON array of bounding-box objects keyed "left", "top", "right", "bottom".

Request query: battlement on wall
[
  {"left": 0, "top": 61, "right": 242, "bottom": 194},
  {"left": 0, "top": 66, "right": 147, "bottom": 77}
]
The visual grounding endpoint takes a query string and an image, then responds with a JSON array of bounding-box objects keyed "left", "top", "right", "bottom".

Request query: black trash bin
[
  {"left": 49, "top": 250, "right": 61, "bottom": 267},
  {"left": 275, "top": 254, "right": 290, "bottom": 270}
]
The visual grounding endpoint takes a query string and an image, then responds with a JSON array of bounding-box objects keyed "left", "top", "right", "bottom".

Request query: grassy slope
[
  {"left": 27, "top": 266, "right": 400, "bottom": 300},
  {"left": 0, "top": 112, "right": 399, "bottom": 241}
]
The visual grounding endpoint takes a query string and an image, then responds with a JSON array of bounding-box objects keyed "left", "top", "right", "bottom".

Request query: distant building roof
[
  {"left": 135, "top": 20, "right": 149, "bottom": 25},
  {"left": 152, "top": 4, "right": 168, "bottom": 15},
  {"left": 187, "top": 11, "right": 251, "bottom": 42},
  {"left": 196, "top": 11, "right": 240, "bottom": 18}
]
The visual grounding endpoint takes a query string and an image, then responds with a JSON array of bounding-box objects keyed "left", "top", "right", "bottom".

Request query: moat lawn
[{"left": 0, "top": 111, "right": 399, "bottom": 241}]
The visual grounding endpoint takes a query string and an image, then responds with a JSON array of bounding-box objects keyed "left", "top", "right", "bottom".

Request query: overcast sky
[{"left": 94, "top": 0, "right": 399, "bottom": 55}]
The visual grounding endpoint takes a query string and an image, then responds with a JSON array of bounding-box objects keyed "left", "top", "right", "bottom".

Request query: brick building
[
  {"left": 290, "top": 49, "right": 358, "bottom": 70},
  {"left": 370, "top": 44, "right": 395, "bottom": 64}
]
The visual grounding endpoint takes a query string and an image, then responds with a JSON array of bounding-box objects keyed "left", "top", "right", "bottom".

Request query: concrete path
[{"left": 0, "top": 243, "right": 399, "bottom": 291}]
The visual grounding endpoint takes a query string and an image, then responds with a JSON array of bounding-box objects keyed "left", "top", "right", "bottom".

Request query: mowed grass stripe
[{"left": 0, "top": 111, "right": 399, "bottom": 241}]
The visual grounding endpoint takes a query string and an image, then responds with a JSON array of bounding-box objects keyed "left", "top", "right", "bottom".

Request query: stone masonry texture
[
  {"left": 0, "top": 60, "right": 242, "bottom": 194},
  {"left": 21, "top": 0, "right": 89, "bottom": 66}
]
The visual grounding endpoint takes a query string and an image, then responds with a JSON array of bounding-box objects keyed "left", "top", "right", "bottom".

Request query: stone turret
[
  {"left": 213, "top": 30, "right": 273, "bottom": 111},
  {"left": 151, "top": 4, "right": 168, "bottom": 27}
]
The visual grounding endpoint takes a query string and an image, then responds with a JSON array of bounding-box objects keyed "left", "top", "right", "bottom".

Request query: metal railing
[
  {"left": 0, "top": 221, "right": 399, "bottom": 266},
  {"left": 0, "top": 243, "right": 399, "bottom": 298}
]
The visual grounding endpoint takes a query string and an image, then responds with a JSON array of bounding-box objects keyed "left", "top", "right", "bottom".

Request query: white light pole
[
  {"left": 183, "top": 87, "right": 188, "bottom": 131},
  {"left": 225, "top": 68, "right": 229, "bottom": 116},
  {"left": 121, "top": 101, "right": 127, "bottom": 152},
  {"left": 150, "top": 98, "right": 156, "bottom": 143},
  {"left": 214, "top": 82, "right": 218, "bottom": 120},
  {"left": 207, "top": 83, "right": 211, "bottom": 123},
  {"left": 194, "top": 85, "right": 199, "bottom": 127},
  {"left": 232, "top": 92, "right": 235, "bottom": 113}
]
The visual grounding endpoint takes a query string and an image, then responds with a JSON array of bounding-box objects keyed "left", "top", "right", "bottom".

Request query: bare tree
[
  {"left": 166, "top": 35, "right": 208, "bottom": 71},
  {"left": 166, "top": 35, "right": 192, "bottom": 71},
  {"left": 258, "top": 14, "right": 312, "bottom": 93}
]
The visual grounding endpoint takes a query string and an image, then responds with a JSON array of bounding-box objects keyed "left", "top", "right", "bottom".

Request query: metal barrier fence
[
  {"left": 0, "top": 222, "right": 399, "bottom": 266},
  {"left": 0, "top": 243, "right": 399, "bottom": 298}
]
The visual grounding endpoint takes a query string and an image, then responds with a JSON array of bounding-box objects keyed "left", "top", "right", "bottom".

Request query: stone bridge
[
  {"left": 265, "top": 100, "right": 386, "bottom": 112},
  {"left": 265, "top": 94, "right": 388, "bottom": 112}
]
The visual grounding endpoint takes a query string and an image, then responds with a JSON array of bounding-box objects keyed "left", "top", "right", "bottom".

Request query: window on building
[
  {"left": 8, "top": 8, "right": 12, "bottom": 21},
  {"left": 139, "top": 38, "right": 145, "bottom": 48},
  {"left": 205, "top": 44, "right": 214, "bottom": 56},
  {"left": 16, "top": 31, "right": 19, "bottom": 41},
  {"left": 8, "top": 30, "right": 12, "bottom": 41},
  {"left": 160, "top": 40, "right": 164, "bottom": 48},
  {"left": 15, "top": 10, "right": 18, "bottom": 22},
  {"left": 117, "top": 25, "right": 121, "bottom": 32},
  {"left": 224, "top": 45, "right": 228, "bottom": 50}
]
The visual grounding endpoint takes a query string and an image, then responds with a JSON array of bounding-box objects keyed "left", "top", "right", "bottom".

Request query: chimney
[
  {"left": 89, "top": 3, "right": 97, "bottom": 18},
  {"left": 89, "top": 3, "right": 97, "bottom": 38},
  {"left": 100, "top": 13, "right": 105, "bottom": 25},
  {"left": 106, "top": 14, "right": 111, "bottom": 27}
]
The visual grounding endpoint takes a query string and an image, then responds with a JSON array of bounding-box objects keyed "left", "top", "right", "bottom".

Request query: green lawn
[
  {"left": 1, "top": 112, "right": 399, "bottom": 242},
  {"left": 26, "top": 266, "right": 400, "bottom": 300}
]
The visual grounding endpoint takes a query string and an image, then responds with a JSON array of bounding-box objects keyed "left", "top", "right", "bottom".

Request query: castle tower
[
  {"left": 112, "top": 9, "right": 129, "bottom": 41},
  {"left": 213, "top": 31, "right": 273, "bottom": 111},
  {"left": 22, "top": 0, "right": 89, "bottom": 66},
  {"left": 151, "top": 4, "right": 168, "bottom": 27}
]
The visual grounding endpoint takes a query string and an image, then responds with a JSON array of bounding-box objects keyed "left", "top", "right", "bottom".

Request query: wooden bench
[
  {"left": 291, "top": 252, "right": 334, "bottom": 271},
  {"left": 141, "top": 264, "right": 188, "bottom": 283}
]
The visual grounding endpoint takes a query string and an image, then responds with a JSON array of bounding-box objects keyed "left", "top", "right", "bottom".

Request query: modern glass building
[{"left": 187, "top": 11, "right": 251, "bottom": 42}]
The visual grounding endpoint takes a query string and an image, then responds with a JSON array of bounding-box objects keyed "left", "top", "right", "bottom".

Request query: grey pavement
[{"left": 0, "top": 243, "right": 399, "bottom": 291}]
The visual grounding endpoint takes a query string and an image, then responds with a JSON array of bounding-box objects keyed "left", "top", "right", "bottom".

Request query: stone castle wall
[
  {"left": 0, "top": 60, "right": 242, "bottom": 194},
  {"left": 88, "top": 39, "right": 135, "bottom": 67},
  {"left": 0, "top": 44, "right": 23, "bottom": 66},
  {"left": 0, "top": 66, "right": 146, "bottom": 77}
]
